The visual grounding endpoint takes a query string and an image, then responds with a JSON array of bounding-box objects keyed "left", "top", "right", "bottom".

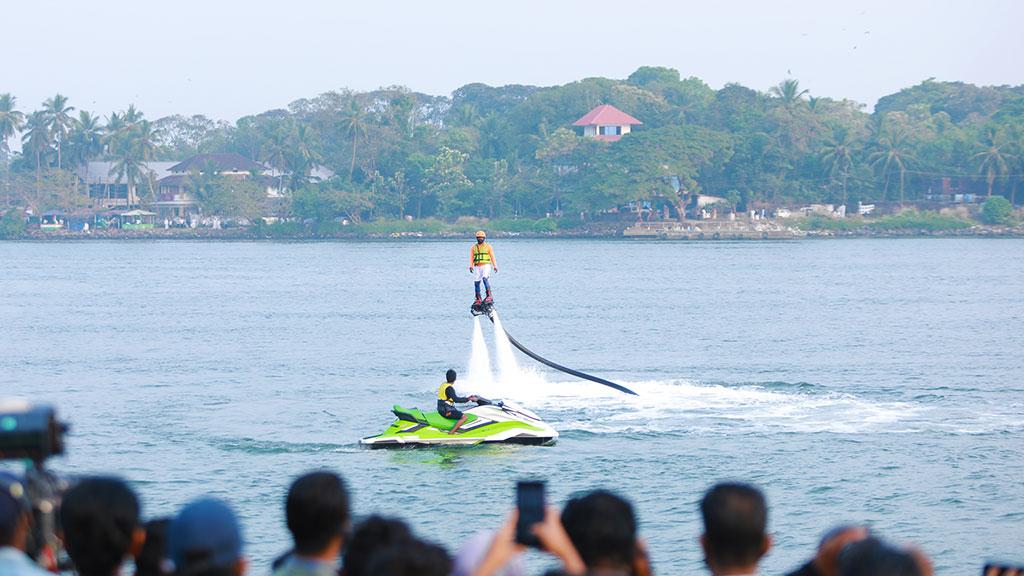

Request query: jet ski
[{"left": 360, "top": 397, "right": 557, "bottom": 448}]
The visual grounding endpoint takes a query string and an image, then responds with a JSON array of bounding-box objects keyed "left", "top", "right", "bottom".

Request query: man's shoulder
[
  {"left": 0, "top": 548, "right": 52, "bottom": 576},
  {"left": 271, "top": 557, "right": 338, "bottom": 576}
]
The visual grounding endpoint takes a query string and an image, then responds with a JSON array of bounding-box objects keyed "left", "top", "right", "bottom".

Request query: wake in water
[
  {"left": 460, "top": 313, "right": 933, "bottom": 435},
  {"left": 465, "top": 317, "right": 494, "bottom": 388},
  {"left": 463, "top": 313, "right": 548, "bottom": 399}
]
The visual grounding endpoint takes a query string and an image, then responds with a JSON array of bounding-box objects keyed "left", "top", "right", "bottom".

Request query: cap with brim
[{"left": 168, "top": 498, "right": 243, "bottom": 570}]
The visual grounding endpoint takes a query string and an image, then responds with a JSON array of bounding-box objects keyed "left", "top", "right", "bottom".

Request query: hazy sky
[{"left": 5, "top": 0, "right": 1023, "bottom": 123}]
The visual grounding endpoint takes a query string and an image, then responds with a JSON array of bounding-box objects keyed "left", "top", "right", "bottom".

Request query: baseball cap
[{"left": 168, "top": 498, "right": 243, "bottom": 570}]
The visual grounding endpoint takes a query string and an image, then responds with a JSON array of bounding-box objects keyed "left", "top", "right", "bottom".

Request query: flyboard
[{"left": 471, "top": 300, "right": 638, "bottom": 396}]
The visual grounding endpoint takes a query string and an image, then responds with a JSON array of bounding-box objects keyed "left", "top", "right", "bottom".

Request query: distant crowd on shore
[{"left": 0, "top": 469, "right": 961, "bottom": 576}]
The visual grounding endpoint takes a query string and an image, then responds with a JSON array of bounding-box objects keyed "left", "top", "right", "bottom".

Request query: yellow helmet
[{"left": 475, "top": 230, "right": 486, "bottom": 238}]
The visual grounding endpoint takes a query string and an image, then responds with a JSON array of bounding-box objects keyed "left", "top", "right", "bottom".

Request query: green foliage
[
  {"left": 875, "top": 79, "right": 1011, "bottom": 122},
  {"left": 347, "top": 219, "right": 446, "bottom": 235},
  {"left": 869, "top": 210, "right": 973, "bottom": 231},
  {"left": 485, "top": 218, "right": 558, "bottom": 233},
  {"left": 801, "top": 211, "right": 976, "bottom": 232},
  {"left": 0, "top": 209, "right": 26, "bottom": 238},
  {"left": 980, "top": 196, "right": 1014, "bottom": 225},
  {"left": 799, "top": 216, "right": 866, "bottom": 231},
  {"left": 252, "top": 219, "right": 307, "bottom": 237},
  {"left": 4, "top": 70, "right": 1024, "bottom": 226}
]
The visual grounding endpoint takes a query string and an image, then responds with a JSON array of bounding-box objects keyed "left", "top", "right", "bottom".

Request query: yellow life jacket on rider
[
  {"left": 471, "top": 243, "right": 494, "bottom": 266},
  {"left": 438, "top": 382, "right": 455, "bottom": 406}
]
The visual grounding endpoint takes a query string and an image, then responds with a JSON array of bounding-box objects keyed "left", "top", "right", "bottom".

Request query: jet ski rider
[
  {"left": 471, "top": 230, "right": 497, "bottom": 305},
  {"left": 438, "top": 369, "right": 479, "bottom": 435}
]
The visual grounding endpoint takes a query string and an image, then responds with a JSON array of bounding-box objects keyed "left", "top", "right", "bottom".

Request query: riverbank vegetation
[{"left": 2, "top": 69, "right": 1023, "bottom": 226}]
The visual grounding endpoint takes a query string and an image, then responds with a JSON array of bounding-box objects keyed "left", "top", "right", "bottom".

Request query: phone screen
[{"left": 515, "top": 480, "right": 545, "bottom": 547}]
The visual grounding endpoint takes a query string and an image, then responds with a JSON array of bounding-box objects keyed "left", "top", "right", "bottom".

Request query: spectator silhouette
[
  {"left": 168, "top": 498, "right": 245, "bottom": 576},
  {"left": 60, "top": 477, "right": 144, "bottom": 576},
  {"left": 700, "top": 482, "right": 771, "bottom": 576},
  {"left": 274, "top": 471, "right": 350, "bottom": 576}
]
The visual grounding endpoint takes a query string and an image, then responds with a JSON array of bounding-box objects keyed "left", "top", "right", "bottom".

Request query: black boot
[{"left": 484, "top": 289, "right": 493, "bottom": 304}]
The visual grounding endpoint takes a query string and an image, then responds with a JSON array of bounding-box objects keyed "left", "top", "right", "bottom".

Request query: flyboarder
[
  {"left": 438, "top": 369, "right": 478, "bottom": 434},
  {"left": 471, "top": 230, "right": 497, "bottom": 305}
]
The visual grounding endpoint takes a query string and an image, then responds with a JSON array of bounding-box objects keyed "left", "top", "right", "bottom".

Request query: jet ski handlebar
[{"left": 473, "top": 396, "right": 503, "bottom": 407}]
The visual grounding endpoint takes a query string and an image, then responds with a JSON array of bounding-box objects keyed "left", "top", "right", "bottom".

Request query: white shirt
[{"left": 0, "top": 547, "right": 51, "bottom": 576}]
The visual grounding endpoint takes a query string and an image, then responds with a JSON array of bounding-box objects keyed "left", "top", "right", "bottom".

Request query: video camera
[{"left": 0, "top": 399, "right": 70, "bottom": 570}]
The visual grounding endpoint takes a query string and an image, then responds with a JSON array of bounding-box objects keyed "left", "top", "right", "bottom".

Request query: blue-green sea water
[{"left": 1, "top": 239, "right": 1022, "bottom": 573}]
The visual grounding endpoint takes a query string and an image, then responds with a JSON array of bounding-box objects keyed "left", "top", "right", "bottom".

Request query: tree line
[{"left": 1, "top": 68, "right": 1022, "bottom": 220}]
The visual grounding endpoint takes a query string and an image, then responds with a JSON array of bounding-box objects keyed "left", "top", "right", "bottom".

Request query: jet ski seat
[
  {"left": 392, "top": 406, "right": 428, "bottom": 423},
  {"left": 424, "top": 411, "right": 477, "bottom": 430},
  {"left": 390, "top": 406, "right": 476, "bottom": 430}
]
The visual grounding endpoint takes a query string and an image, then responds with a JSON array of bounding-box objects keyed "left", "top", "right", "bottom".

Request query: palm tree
[
  {"left": 286, "top": 124, "right": 323, "bottom": 189},
  {"left": 260, "top": 125, "right": 289, "bottom": 192},
  {"left": 769, "top": 78, "right": 809, "bottom": 107},
  {"left": 64, "top": 111, "right": 105, "bottom": 205},
  {"left": 339, "top": 99, "right": 369, "bottom": 179},
  {"left": 820, "top": 126, "right": 856, "bottom": 207},
  {"left": 134, "top": 120, "right": 162, "bottom": 200},
  {"left": 22, "top": 111, "right": 53, "bottom": 182},
  {"left": 0, "top": 94, "right": 25, "bottom": 207},
  {"left": 973, "top": 127, "right": 1015, "bottom": 198},
  {"left": 123, "top": 105, "right": 143, "bottom": 126},
  {"left": 0, "top": 94, "right": 25, "bottom": 160},
  {"left": 185, "top": 160, "right": 223, "bottom": 208},
  {"left": 450, "top": 103, "right": 480, "bottom": 127},
  {"left": 67, "top": 111, "right": 104, "bottom": 166},
  {"left": 869, "top": 125, "right": 915, "bottom": 206},
  {"left": 110, "top": 126, "right": 145, "bottom": 208},
  {"left": 43, "top": 94, "right": 75, "bottom": 169}
]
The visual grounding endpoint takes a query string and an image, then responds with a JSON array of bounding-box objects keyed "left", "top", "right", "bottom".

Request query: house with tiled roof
[
  {"left": 572, "top": 104, "right": 642, "bottom": 142},
  {"left": 77, "top": 161, "right": 178, "bottom": 209},
  {"left": 153, "top": 153, "right": 269, "bottom": 219}
]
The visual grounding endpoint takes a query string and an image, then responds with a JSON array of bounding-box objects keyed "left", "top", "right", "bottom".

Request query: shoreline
[{"left": 7, "top": 222, "right": 1024, "bottom": 241}]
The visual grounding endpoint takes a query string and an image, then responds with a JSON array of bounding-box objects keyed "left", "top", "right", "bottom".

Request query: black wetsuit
[{"left": 438, "top": 385, "right": 470, "bottom": 419}]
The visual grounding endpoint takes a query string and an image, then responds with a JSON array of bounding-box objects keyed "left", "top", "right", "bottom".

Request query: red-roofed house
[{"left": 572, "top": 104, "right": 642, "bottom": 142}]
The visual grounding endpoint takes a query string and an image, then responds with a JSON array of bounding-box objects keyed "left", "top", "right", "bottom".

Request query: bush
[
  {"left": 868, "top": 210, "right": 972, "bottom": 231},
  {"left": 799, "top": 215, "right": 864, "bottom": 231},
  {"left": 0, "top": 210, "right": 26, "bottom": 238},
  {"left": 252, "top": 220, "right": 308, "bottom": 237},
  {"left": 488, "top": 218, "right": 544, "bottom": 233},
  {"left": 349, "top": 219, "right": 446, "bottom": 235},
  {"left": 980, "top": 196, "right": 1014, "bottom": 225}
]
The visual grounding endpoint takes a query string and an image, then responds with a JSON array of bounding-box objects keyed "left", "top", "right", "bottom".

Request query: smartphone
[
  {"left": 984, "top": 563, "right": 1024, "bottom": 576},
  {"left": 515, "top": 480, "right": 545, "bottom": 548}
]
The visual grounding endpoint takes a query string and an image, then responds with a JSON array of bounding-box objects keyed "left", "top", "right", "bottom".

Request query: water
[{"left": 1, "top": 239, "right": 1022, "bottom": 574}]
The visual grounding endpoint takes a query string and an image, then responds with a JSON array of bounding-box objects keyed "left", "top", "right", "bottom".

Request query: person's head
[
  {"left": 285, "top": 471, "right": 350, "bottom": 558},
  {"left": 0, "top": 473, "right": 31, "bottom": 550},
  {"left": 445, "top": 369, "right": 457, "bottom": 383},
  {"left": 342, "top": 515, "right": 413, "bottom": 576},
  {"left": 167, "top": 498, "right": 245, "bottom": 576},
  {"left": 475, "top": 230, "right": 486, "bottom": 243},
  {"left": 60, "top": 476, "right": 144, "bottom": 576},
  {"left": 365, "top": 539, "right": 451, "bottom": 576},
  {"left": 561, "top": 489, "right": 637, "bottom": 570},
  {"left": 838, "top": 537, "right": 923, "bottom": 576},
  {"left": 700, "top": 482, "right": 771, "bottom": 574},
  {"left": 135, "top": 518, "right": 171, "bottom": 576},
  {"left": 811, "top": 524, "right": 871, "bottom": 576}
]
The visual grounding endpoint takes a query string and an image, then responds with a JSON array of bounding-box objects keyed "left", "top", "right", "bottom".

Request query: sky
[{"left": 3, "top": 0, "right": 1023, "bottom": 124}]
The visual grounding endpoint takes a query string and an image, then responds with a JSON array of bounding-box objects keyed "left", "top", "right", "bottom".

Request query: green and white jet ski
[{"left": 360, "top": 397, "right": 557, "bottom": 448}]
